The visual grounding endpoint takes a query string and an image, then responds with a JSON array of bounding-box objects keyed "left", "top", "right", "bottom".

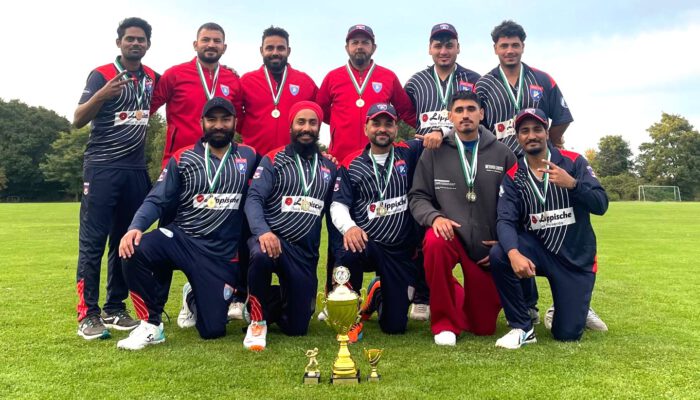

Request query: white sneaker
[
  {"left": 177, "top": 282, "right": 196, "bottom": 329},
  {"left": 117, "top": 321, "right": 165, "bottom": 350},
  {"left": 243, "top": 321, "right": 267, "bottom": 351},
  {"left": 495, "top": 327, "right": 536, "bottom": 350},
  {"left": 586, "top": 308, "right": 608, "bottom": 331},
  {"left": 544, "top": 306, "right": 555, "bottom": 330},
  {"left": 434, "top": 331, "right": 456, "bottom": 346},
  {"left": 409, "top": 303, "right": 430, "bottom": 321},
  {"left": 227, "top": 302, "right": 244, "bottom": 320},
  {"left": 317, "top": 309, "right": 327, "bottom": 321}
]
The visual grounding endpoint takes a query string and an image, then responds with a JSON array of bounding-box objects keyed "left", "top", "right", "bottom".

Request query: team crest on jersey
[
  {"left": 529, "top": 85, "right": 543, "bottom": 101},
  {"left": 83, "top": 182, "right": 89, "bottom": 196},
  {"left": 394, "top": 159, "right": 407, "bottom": 176},
  {"left": 221, "top": 84, "right": 230, "bottom": 96},
  {"left": 333, "top": 177, "right": 341, "bottom": 192},
  {"left": 289, "top": 84, "right": 300, "bottom": 96},
  {"left": 253, "top": 166, "right": 264, "bottom": 179},
  {"left": 223, "top": 284, "right": 234, "bottom": 301},
  {"left": 372, "top": 82, "right": 382, "bottom": 93},
  {"left": 587, "top": 165, "right": 597, "bottom": 178},
  {"left": 145, "top": 79, "right": 154, "bottom": 94},
  {"left": 321, "top": 166, "right": 331, "bottom": 183},
  {"left": 458, "top": 81, "right": 474, "bottom": 92},
  {"left": 235, "top": 158, "right": 247, "bottom": 174},
  {"left": 157, "top": 168, "right": 167, "bottom": 182}
]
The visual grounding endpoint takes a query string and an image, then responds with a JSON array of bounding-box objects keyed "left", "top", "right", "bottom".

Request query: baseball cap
[
  {"left": 201, "top": 97, "right": 236, "bottom": 117},
  {"left": 366, "top": 103, "right": 397, "bottom": 121},
  {"left": 430, "top": 23, "right": 458, "bottom": 40},
  {"left": 346, "top": 24, "right": 375, "bottom": 41},
  {"left": 514, "top": 108, "right": 548, "bottom": 131}
]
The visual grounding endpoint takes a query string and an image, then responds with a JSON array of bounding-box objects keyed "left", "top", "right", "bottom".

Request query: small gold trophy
[
  {"left": 318, "top": 266, "right": 362, "bottom": 385},
  {"left": 303, "top": 348, "right": 321, "bottom": 384},
  {"left": 364, "top": 348, "right": 383, "bottom": 382}
]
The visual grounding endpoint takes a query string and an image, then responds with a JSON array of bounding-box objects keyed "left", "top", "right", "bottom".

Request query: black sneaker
[
  {"left": 102, "top": 310, "right": 139, "bottom": 331},
  {"left": 78, "top": 314, "right": 110, "bottom": 340}
]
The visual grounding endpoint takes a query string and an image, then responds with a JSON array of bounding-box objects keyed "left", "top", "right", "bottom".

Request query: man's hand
[
  {"left": 415, "top": 130, "right": 443, "bottom": 149},
  {"left": 476, "top": 240, "right": 498, "bottom": 267},
  {"left": 343, "top": 226, "right": 368, "bottom": 253},
  {"left": 322, "top": 151, "right": 338, "bottom": 165},
  {"left": 431, "top": 216, "right": 461, "bottom": 241},
  {"left": 258, "top": 232, "right": 282, "bottom": 258},
  {"left": 507, "top": 249, "right": 536, "bottom": 278},
  {"left": 538, "top": 160, "right": 577, "bottom": 189},
  {"left": 119, "top": 229, "right": 143, "bottom": 259},
  {"left": 96, "top": 71, "right": 130, "bottom": 101}
]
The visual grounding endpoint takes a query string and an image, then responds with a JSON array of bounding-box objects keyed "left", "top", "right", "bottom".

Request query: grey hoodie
[{"left": 409, "top": 126, "right": 516, "bottom": 262}]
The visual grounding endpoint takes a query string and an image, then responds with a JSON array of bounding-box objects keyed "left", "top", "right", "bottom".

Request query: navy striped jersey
[
  {"left": 475, "top": 63, "right": 572, "bottom": 156},
  {"left": 334, "top": 140, "right": 423, "bottom": 245},
  {"left": 129, "top": 140, "right": 258, "bottom": 260},
  {"left": 405, "top": 64, "right": 481, "bottom": 134},
  {"left": 78, "top": 60, "right": 159, "bottom": 168},
  {"left": 497, "top": 146, "right": 608, "bottom": 270},
  {"left": 245, "top": 144, "right": 337, "bottom": 258}
]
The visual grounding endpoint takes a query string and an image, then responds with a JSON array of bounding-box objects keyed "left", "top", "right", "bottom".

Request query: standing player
[
  {"left": 409, "top": 91, "right": 516, "bottom": 346},
  {"left": 243, "top": 101, "right": 337, "bottom": 351},
  {"left": 317, "top": 24, "right": 416, "bottom": 162},
  {"left": 403, "top": 22, "right": 481, "bottom": 320},
  {"left": 490, "top": 108, "right": 608, "bottom": 349},
  {"left": 73, "top": 17, "right": 158, "bottom": 340},
  {"left": 476, "top": 20, "right": 572, "bottom": 155},
  {"left": 331, "top": 103, "right": 423, "bottom": 336},
  {"left": 117, "top": 97, "right": 257, "bottom": 350},
  {"left": 238, "top": 26, "right": 318, "bottom": 156}
]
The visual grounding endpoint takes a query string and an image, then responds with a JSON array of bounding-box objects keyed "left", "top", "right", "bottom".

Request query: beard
[
  {"left": 263, "top": 56, "right": 288, "bottom": 74},
  {"left": 197, "top": 49, "right": 222, "bottom": 64},
  {"left": 370, "top": 134, "right": 393, "bottom": 148},
  {"left": 350, "top": 52, "right": 369, "bottom": 67},
  {"left": 524, "top": 140, "right": 546, "bottom": 155},
  {"left": 204, "top": 129, "right": 234, "bottom": 148},
  {"left": 122, "top": 50, "right": 144, "bottom": 62},
  {"left": 291, "top": 130, "right": 320, "bottom": 158}
]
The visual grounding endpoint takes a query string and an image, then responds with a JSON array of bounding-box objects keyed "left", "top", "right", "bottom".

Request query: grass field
[{"left": 1, "top": 202, "right": 699, "bottom": 399}]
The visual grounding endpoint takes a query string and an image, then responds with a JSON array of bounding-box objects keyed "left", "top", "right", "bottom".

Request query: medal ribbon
[
  {"left": 346, "top": 62, "right": 377, "bottom": 98},
  {"left": 370, "top": 147, "right": 395, "bottom": 201},
  {"left": 264, "top": 66, "right": 288, "bottom": 107},
  {"left": 523, "top": 149, "right": 551, "bottom": 205},
  {"left": 197, "top": 61, "right": 221, "bottom": 100},
  {"left": 498, "top": 63, "right": 525, "bottom": 113},
  {"left": 432, "top": 66, "right": 455, "bottom": 110},
  {"left": 294, "top": 153, "right": 319, "bottom": 196},
  {"left": 204, "top": 143, "right": 232, "bottom": 193},
  {"left": 113, "top": 57, "right": 146, "bottom": 109},
  {"left": 455, "top": 137, "right": 479, "bottom": 190}
]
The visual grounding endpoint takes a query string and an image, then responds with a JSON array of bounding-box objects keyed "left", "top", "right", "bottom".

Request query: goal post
[{"left": 638, "top": 185, "right": 681, "bottom": 202}]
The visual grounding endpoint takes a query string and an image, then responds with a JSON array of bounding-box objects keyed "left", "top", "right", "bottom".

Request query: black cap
[
  {"left": 514, "top": 108, "right": 548, "bottom": 131},
  {"left": 366, "top": 103, "right": 397, "bottom": 121},
  {"left": 202, "top": 97, "right": 236, "bottom": 118},
  {"left": 346, "top": 24, "right": 375, "bottom": 41},
  {"left": 430, "top": 23, "right": 458, "bottom": 40}
]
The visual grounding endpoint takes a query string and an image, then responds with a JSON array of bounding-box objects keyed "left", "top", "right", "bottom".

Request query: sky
[{"left": 1, "top": 0, "right": 698, "bottom": 154}]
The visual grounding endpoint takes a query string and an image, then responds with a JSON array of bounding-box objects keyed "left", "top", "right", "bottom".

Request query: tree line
[{"left": 0, "top": 99, "right": 698, "bottom": 201}]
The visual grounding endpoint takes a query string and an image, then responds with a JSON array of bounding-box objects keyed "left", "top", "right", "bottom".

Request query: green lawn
[{"left": 0, "top": 202, "right": 698, "bottom": 399}]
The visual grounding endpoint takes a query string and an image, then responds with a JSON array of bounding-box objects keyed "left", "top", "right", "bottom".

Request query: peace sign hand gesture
[{"left": 537, "top": 160, "right": 577, "bottom": 189}]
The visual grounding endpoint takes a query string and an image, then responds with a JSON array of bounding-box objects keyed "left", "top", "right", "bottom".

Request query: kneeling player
[
  {"left": 331, "top": 103, "right": 423, "bottom": 337},
  {"left": 491, "top": 108, "right": 608, "bottom": 349},
  {"left": 117, "top": 98, "right": 257, "bottom": 349},
  {"left": 243, "top": 101, "right": 337, "bottom": 351}
]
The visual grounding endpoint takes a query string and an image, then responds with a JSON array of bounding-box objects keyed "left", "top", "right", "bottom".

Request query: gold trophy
[
  {"left": 317, "top": 266, "right": 362, "bottom": 385},
  {"left": 303, "top": 348, "right": 321, "bottom": 384},
  {"left": 364, "top": 348, "right": 383, "bottom": 382}
]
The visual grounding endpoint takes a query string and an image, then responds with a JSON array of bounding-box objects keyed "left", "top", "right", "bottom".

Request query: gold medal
[
  {"left": 377, "top": 205, "right": 387, "bottom": 216},
  {"left": 271, "top": 108, "right": 281, "bottom": 118},
  {"left": 207, "top": 196, "right": 217, "bottom": 208},
  {"left": 135, "top": 110, "right": 143, "bottom": 120},
  {"left": 440, "top": 109, "right": 449, "bottom": 119},
  {"left": 466, "top": 190, "right": 477, "bottom": 203},
  {"left": 300, "top": 199, "right": 311, "bottom": 211},
  {"left": 356, "top": 98, "right": 365, "bottom": 108}
]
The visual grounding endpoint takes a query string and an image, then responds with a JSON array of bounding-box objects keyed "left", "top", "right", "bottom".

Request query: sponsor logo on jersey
[
  {"left": 321, "top": 166, "right": 331, "bottom": 183},
  {"left": 83, "top": 182, "right": 89, "bottom": 195},
  {"left": 253, "top": 166, "right": 264, "bottom": 179},
  {"left": 372, "top": 82, "right": 382, "bottom": 93},
  {"left": 434, "top": 179, "right": 456, "bottom": 190},
  {"left": 419, "top": 111, "right": 452, "bottom": 130},
  {"left": 529, "top": 85, "right": 543, "bottom": 101},
  {"left": 157, "top": 168, "right": 167, "bottom": 182},
  {"left": 367, "top": 195, "right": 408, "bottom": 220},
  {"left": 529, "top": 207, "right": 576, "bottom": 230},
  {"left": 113, "top": 110, "right": 149, "bottom": 126},
  {"left": 494, "top": 118, "right": 515, "bottom": 139},
  {"left": 235, "top": 158, "right": 247, "bottom": 174},
  {"left": 280, "top": 195, "right": 324, "bottom": 216},
  {"left": 458, "top": 81, "right": 474, "bottom": 92},
  {"left": 220, "top": 84, "right": 230, "bottom": 96},
  {"left": 289, "top": 84, "right": 300, "bottom": 96},
  {"left": 395, "top": 159, "right": 407, "bottom": 176},
  {"left": 485, "top": 164, "right": 504, "bottom": 173},
  {"left": 192, "top": 193, "right": 243, "bottom": 210},
  {"left": 333, "top": 177, "right": 341, "bottom": 192}
]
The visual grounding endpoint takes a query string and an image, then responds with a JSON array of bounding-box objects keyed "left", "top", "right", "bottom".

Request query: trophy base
[
  {"left": 367, "top": 374, "right": 381, "bottom": 382},
  {"left": 331, "top": 370, "right": 361, "bottom": 385},
  {"left": 303, "top": 373, "right": 321, "bottom": 385}
]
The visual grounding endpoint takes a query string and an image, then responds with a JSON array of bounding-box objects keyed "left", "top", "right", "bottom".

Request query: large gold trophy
[{"left": 318, "top": 266, "right": 362, "bottom": 385}]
